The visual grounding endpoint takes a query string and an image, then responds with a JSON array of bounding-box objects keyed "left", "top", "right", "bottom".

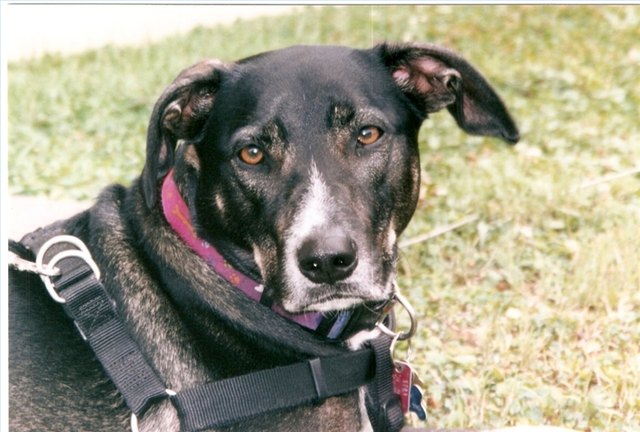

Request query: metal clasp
[
  {"left": 35, "top": 235, "right": 101, "bottom": 304},
  {"left": 376, "top": 283, "right": 417, "bottom": 342}
]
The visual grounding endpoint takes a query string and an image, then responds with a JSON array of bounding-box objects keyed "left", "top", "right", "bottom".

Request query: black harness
[{"left": 10, "top": 227, "right": 406, "bottom": 432}]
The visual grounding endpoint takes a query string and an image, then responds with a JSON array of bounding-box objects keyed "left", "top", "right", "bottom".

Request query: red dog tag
[{"left": 392, "top": 360, "right": 413, "bottom": 413}]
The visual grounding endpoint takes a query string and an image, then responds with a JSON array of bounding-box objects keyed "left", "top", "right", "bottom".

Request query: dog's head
[{"left": 142, "top": 44, "right": 518, "bottom": 314}]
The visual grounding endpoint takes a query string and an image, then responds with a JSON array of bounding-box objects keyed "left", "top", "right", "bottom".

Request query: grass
[{"left": 8, "top": 5, "right": 640, "bottom": 431}]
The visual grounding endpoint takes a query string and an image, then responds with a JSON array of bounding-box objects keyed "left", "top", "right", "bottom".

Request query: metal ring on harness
[
  {"left": 375, "top": 289, "right": 417, "bottom": 342},
  {"left": 35, "top": 235, "right": 102, "bottom": 304}
]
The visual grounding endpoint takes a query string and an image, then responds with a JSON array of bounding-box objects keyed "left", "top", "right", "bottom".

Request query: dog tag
[
  {"left": 409, "top": 384, "right": 427, "bottom": 420},
  {"left": 392, "top": 360, "right": 413, "bottom": 414}
]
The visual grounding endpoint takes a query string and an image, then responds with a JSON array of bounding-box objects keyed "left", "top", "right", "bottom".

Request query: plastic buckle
[
  {"left": 35, "top": 235, "right": 101, "bottom": 304},
  {"left": 379, "top": 394, "right": 404, "bottom": 432}
]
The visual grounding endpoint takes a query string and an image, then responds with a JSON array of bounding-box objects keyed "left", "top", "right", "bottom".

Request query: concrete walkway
[
  {"left": 5, "top": 4, "right": 296, "bottom": 61},
  {"left": 4, "top": 3, "right": 296, "bottom": 239}
]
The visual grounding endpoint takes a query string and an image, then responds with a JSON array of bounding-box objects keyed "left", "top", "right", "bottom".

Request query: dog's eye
[
  {"left": 238, "top": 145, "right": 265, "bottom": 165},
  {"left": 357, "top": 126, "right": 383, "bottom": 146}
]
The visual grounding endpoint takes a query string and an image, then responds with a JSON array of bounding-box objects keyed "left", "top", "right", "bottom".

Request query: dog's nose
[{"left": 297, "top": 232, "right": 358, "bottom": 284}]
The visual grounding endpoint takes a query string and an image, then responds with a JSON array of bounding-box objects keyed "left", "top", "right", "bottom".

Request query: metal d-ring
[
  {"left": 376, "top": 287, "right": 417, "bottom": 342},
  {"left": 35, "top": 235, "right": 101, "bottom": 304}
]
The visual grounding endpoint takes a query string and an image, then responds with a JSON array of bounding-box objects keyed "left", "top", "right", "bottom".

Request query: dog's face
[
  {"left": 142, "top": 44, "right": 519, "bottom": 314},
  {"left": 196, "top": 46, "right": 423, "bottom": 313}
]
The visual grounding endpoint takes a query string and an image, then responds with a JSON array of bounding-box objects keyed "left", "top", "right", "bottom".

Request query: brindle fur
[{"left": 9, "top": 43, "right": 518, "bottom": 431}]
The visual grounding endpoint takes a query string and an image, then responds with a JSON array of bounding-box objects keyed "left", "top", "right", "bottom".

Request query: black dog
[{"left": 9, "top": 43, "right": 518, "bottom": 431}]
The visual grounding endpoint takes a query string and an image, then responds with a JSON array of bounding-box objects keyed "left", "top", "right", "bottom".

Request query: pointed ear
[
  {"left": 376, "top": 43, "right": 520, "bottom": 144},
  {"left": 142, "top": 59, "right": 226, "bottom": 208}
]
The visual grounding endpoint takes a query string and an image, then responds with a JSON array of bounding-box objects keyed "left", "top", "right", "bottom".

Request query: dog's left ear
[
  {"left": 376, "top": 43, "right": 519, "bottom": 144},
  {"left": 142, "top": 59, "right": 226, "bottom": 208}
]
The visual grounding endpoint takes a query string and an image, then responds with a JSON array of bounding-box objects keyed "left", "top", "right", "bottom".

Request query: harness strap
[
  {"left": 173, "top": 349, "right": 374, "bottom": 431},
  {"left": 14, "top": 231, "right": 394, "bottom": 431},
  {"left": 19, "top": 228, "right": 168, "bottom": 416},
  {"left": 58, "top": 260, "right": 169, "bottom": 415},
  {"left": 365, "top": 335, "right": 405, "bottom": 432}
]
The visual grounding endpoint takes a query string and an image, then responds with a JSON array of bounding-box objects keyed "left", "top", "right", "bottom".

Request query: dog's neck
[{"left": 161, "top": 170, "right": 354, "bottom": 339}]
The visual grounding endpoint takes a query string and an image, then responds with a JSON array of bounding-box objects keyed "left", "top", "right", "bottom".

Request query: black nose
[{"left": 297, "top": 232, "right": 358, "bottom": 284}]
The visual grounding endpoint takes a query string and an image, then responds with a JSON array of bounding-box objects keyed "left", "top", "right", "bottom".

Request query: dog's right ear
[{"left": 142, "top": 59, "right": 225, "bottom": 208}]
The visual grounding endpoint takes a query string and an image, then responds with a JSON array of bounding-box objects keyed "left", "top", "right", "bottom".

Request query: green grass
[{"left": 8, "top": 5, "right": 640, "bottom": 431}]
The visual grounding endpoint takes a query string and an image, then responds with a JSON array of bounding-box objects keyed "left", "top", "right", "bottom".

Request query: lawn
[{"left": 8, "top": 5, "right": 640, "bottom": 431}]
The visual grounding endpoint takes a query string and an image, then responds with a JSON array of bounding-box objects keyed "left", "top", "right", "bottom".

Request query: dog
[{"left": 9, "top": 43, "right": 519, "bottom": 431}]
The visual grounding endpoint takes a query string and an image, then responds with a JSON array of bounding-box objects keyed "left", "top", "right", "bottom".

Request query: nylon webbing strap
[
  {"left": 45, "top": 255, "right": 168, "bottom": 415},
  {"left": 365, "top": 335, "right": 405, "bottom": 432},
  {"left": 18, "top": 229, "right": 399, "bottom": 431},
  {"left": 172, "top": 349, "right": 374, "bottom": 431}
]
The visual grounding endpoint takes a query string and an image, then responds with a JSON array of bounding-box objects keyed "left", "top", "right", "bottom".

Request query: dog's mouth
[
  {"left": 280, "top": 281, "right": 394, "bottom": 314},
  {"left": 288, "top": 295, "right": 367, "bottom": 314}
]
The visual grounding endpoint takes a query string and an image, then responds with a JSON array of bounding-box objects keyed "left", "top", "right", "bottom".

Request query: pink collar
[{"left": 161, "top": 170, "right": 351, "bottom": 339}]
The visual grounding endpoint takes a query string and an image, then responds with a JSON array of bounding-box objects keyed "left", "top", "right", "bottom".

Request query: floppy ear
[
  {"left": 142, "top": 59, "right": 225, "bottom": 208},
  {"left": 376, "top": 43, "right": 519, "bottom": 144}
]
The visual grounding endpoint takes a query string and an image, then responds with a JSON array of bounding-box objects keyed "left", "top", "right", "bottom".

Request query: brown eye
[
  {"left": 238, "top": 145, "right": 265, "bottom": 165},
  {"left": 357, "top": 126, "right": 383, "bottom": 146}
]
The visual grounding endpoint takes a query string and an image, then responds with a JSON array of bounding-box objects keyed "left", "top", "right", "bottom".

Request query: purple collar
[{"left": 161, "top": 170, "right": 351, "bottom": 339}]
